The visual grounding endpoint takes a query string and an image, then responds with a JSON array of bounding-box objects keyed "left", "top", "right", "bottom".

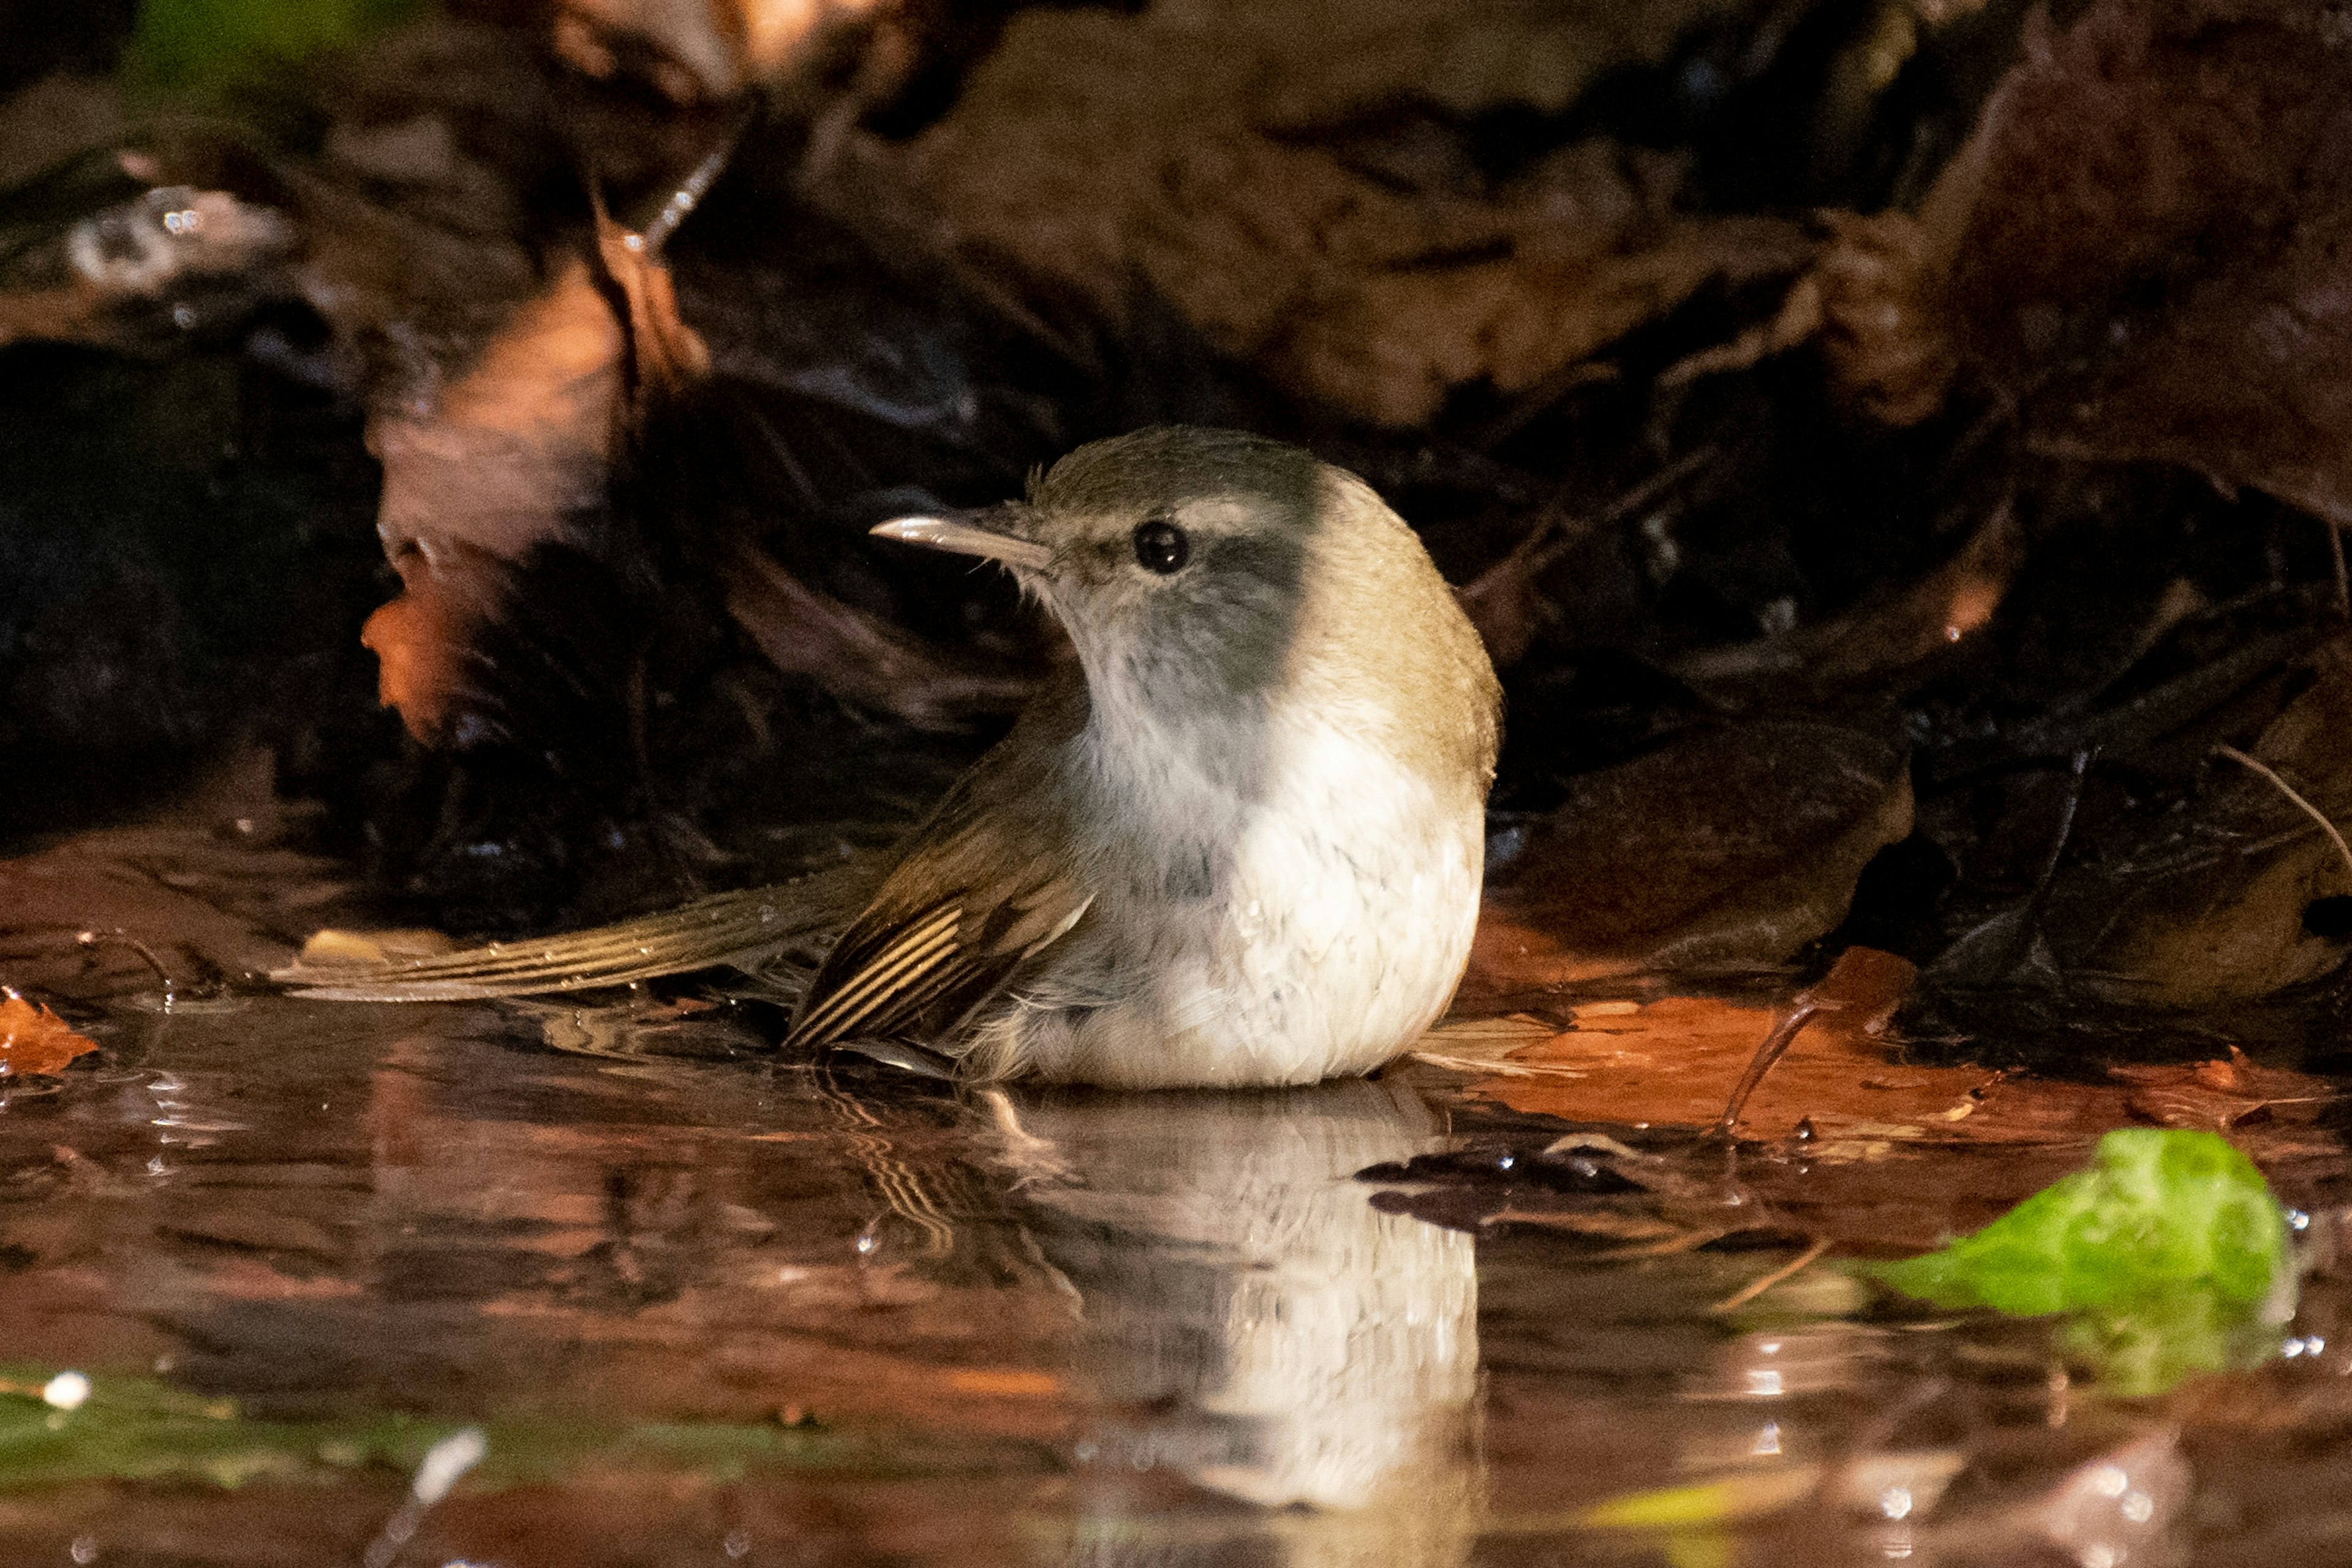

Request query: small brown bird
[{"left": 282, "top": 427, "right": 1501, "bottom": 1088}]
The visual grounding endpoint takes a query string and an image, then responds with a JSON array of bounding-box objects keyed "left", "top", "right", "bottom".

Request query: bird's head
[
  {"left": 875, "top": 427, "right": 1496, "bottom": 786},
  {"left": 875, "top": 428, "right": 1343, "bottom": 707}
]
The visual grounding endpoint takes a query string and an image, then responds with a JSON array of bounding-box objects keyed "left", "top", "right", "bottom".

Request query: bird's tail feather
[{"left": 274, "top": 872, "right": 862, "bottom": 1001}]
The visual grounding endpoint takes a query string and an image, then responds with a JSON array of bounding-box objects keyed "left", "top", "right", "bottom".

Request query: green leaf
[
  {"left": 1864, "top": 1129, "right": 2294, "bottom": 1395},
  {"left": 1869, "top": 1129, "right": 2288, "bottom": 1313}
]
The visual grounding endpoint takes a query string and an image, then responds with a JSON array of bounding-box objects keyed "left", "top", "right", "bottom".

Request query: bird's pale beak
[{"left": 870, "top": 515, "right": 1052, "bottom": 571}]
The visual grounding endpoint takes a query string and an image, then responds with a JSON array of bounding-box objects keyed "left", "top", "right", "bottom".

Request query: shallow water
[{"left": 4, "top": 802, "right": 2352, "bottom": 1567}]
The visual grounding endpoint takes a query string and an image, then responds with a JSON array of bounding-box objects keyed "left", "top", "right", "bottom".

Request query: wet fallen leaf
[
  {"left": 1870, "top": 1129, "right": 2289, "bottom": 1317},
  {"left": 1562, "top": 1447, "right": 1966, "bottom": 1535},
  {"left": 0, "top": 995, "right": 97, "bottom": 1077},
  {"left": 1868, "top": 1129, "right": 2292, "bottom": 1395},
  {"left": 1471, "top": 722, "right": 1912, "bottom": 990},
  {"left": 1428, "top": 946, "right": 2339, "bottom": 1185},
  {"left": 1449, "top": 962, "right": 1986, "bottom": 1144},
  {"left": 2112, "top": 1050, "right": 2334, "bottom": 1133}
]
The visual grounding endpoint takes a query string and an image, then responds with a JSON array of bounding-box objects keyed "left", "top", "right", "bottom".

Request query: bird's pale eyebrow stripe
[{"left": 792, "top": 905, "right": 962, "bottom": 1041}]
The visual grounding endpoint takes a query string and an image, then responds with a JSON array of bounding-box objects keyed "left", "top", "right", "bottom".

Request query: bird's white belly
[{"left": 1020, "top": 720, "right": 1483, "bottom": 1088}]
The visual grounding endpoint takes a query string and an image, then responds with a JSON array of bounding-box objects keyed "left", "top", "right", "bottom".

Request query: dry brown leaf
[
  {"left": 1932, "top": 642, "right": 2352, "bottom": 1009},
  {"left": 876, "top": 0, "right": 1810, "bottom": 426},
  {"left": 360, "top": 257, "right": 620, "bottom": 743},
  {"left": 0, "top": 993, "right": 98, "bottom": 1076},
  {"left": 1812, "top": 209, "right": 1956, "bottom": 426},
  {"left": 360, "top": 222, "right": 1022, "bottom": 741},
  {"left": 1672, "top": 500, "right": 2021, "bottom": 693},
  {"left": 1470, "top": 722, "right": 1912, "bottom": 993},
  {"left": 1813, "top": 0, "right": 2352, "bottom": 531}
]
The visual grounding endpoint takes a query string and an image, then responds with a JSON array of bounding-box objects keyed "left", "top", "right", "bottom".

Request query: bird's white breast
[{"left": 1004, "top": 696, "right": 1483, "bottom": 1088}]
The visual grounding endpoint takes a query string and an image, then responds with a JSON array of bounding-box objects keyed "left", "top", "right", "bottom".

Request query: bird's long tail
[{"left": 273, "top": 871, "right": 863, "bottom": 1001}]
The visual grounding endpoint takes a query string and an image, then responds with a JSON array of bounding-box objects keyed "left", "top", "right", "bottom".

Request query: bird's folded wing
[
  {"left": 785, "top": 801, "right": 1089, "bottom": 1053},
  {"left": 273, "top": 878, "right": 848, "bottom": 1001}
]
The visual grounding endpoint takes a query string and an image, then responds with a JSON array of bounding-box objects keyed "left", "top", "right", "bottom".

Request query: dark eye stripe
[{"left": 1133, "top": 518, "right": 1189, "bottom": 573}]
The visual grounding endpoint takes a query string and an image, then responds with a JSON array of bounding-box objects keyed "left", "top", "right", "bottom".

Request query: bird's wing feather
[
  {"left": 273, "top": 875, "right": 855, "bottom": 1001},
  {"left": 787, "top": 701, "right": 1091, "bottom": 1052}
]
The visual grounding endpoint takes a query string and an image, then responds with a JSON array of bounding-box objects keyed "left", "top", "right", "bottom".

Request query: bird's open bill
[{"left": 871, "top": 515, "right": 1052, "bottom": 571}]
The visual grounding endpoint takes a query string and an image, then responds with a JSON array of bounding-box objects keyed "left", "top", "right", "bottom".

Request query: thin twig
[
  {"left": 75, "top": 929, "right": 176, "bottom": 1001},
  {"left": 2216, "top": 744, "right": 2352, "bottom": 881},
  {"left": 1710, "top": 1237, "right": 1831, "bottom": 1314},
  {"left": 1999, "top": 746, "right": 2094, "bottom": 975},
  {"left": 1470, "top": 448, "right": 1716, "bottom": 604},
  {"left": 1539, "top": 447, "right": 1714, "bottom": 574},
  {"left": 639, "top": 108, "right": 752, "bottom": 252},
  {"left": 1717, "top": 1000, "right": 1820, "bottom": 1137}
]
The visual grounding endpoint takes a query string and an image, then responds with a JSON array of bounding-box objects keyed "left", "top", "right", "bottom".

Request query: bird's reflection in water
[{"left": 1003, "top": 1076, "right": 1482, "bottom": 1567}]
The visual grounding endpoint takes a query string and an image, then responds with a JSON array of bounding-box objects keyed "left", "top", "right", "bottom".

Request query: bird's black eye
[{"left": 1133, "top": 518, "right": 1190, "bottom": 574}]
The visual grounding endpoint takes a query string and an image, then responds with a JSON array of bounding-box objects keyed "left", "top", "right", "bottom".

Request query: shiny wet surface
[{"left": 4, "top": 802, "right": 2352, "bottom": 1567}]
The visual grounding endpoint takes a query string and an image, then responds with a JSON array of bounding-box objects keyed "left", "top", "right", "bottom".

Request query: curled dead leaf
[{"left": 1812, "top": 209, "right": 1956, "bottom": 428}]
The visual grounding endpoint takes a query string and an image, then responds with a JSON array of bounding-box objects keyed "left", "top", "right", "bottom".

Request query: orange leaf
[{"left": 0, "top": 995, "right": 98, "bottom": 1076}]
